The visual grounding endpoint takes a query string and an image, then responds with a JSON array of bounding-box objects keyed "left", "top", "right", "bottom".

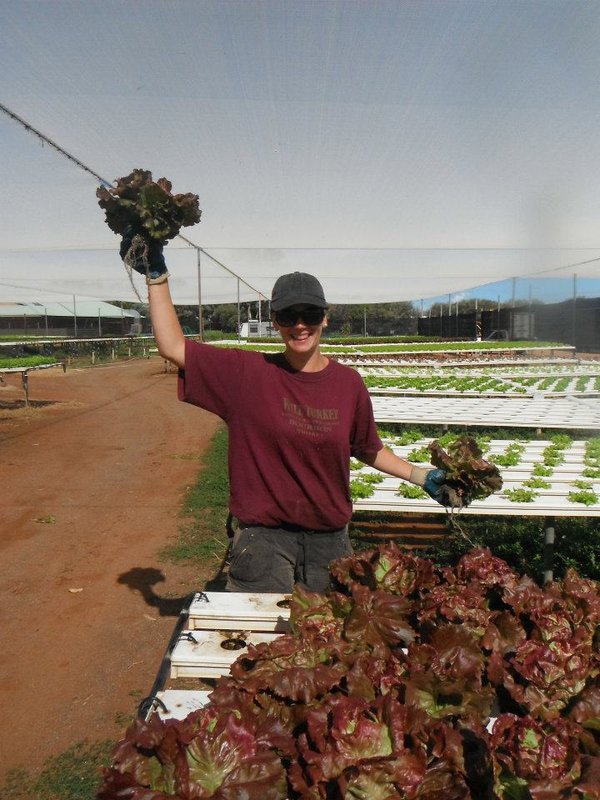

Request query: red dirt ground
[{"left": 0, "top": 357, "right": 221, "bottom": 779}]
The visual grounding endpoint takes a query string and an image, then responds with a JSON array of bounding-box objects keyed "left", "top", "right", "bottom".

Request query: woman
[{"left": 121, "top": 230, "right": 451, "bottom": 593}]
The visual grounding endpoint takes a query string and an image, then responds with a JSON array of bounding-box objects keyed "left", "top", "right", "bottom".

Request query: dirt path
[{"left": 0, "top": 358, "right": 221, "bottom": 778}]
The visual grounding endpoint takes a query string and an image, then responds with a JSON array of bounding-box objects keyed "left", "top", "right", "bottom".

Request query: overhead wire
[{"left": 0, "top": 101, "right": 267, "bottom": 299}]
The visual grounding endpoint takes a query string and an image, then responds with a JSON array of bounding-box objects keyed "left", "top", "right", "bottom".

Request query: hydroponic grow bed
[
  {"left": 371, "top": 394, "right": 600, "bottom": 429},
  {"left": 352, "top": 438, "right": 600, "bottom": 517}
]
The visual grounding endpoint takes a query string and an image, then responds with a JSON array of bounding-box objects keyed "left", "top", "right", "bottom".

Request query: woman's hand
[{"left": 120, "top": 224, "right": 169, "bottom": 284}]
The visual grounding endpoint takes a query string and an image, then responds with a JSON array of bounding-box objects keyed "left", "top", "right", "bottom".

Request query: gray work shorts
[{"left": 226, "top": 524, "right": 353, "bottom": 594}]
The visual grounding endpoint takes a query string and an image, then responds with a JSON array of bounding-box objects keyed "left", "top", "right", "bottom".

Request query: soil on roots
[{"left": 0, "top": 357, "right": 221, "bottom": 778}]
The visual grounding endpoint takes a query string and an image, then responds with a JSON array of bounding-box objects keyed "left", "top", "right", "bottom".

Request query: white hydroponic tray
[
  {"left": 358, "top": 364, "right": 600, "bottom": 376},
  {"left": 188, "top": 591, "right": 291, "bottom": 632},
  {"left": 170, "top": 629, "right": 281, "bottom": 678},
  {"left": 352, "top": 439, "right": 600, "bottom": 518},
  {"left": 363, "top": 374, "right": 600, "bottom": 398},
  {"left": 150, "top": 690, "right": 212, "bottom": 721},
  {"left": 337, "top": 356, "right": 576, "bottom": 368},
  {"left": 371, "top": 395, "right": 600, "bottom": 429}
]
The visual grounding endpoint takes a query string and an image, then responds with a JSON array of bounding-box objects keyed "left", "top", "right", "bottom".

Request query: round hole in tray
[
  {"left": 220, "top": 637, "right": 247, "bottom": 650},
  {"left": 276, "top": 598, "right": 291, "bottom": 609}
]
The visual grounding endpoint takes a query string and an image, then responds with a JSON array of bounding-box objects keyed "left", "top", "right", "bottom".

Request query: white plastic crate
[
  {"left": 170, "top": 629, "right": 281, "bottom": 678},
  {"left": 151, "top": 690, "right": 212, "bottom": 721},
  {"left": 188, "top": 591, "right": 291, "bottom": 632}
]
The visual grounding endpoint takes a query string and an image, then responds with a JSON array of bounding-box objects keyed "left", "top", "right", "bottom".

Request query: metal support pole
[
  {"left": 258, "top": 294, "right": 262, "bottom": 334},
  {"left": 363, "top": 305, "right": 367, "bottom": 337},
  {"left": 572, "top": 273, "right": 577, "bottom": 349},
  {"left": 21, "top": 370, "right": 29, "bottom": 406},
  {"left": 197, "top": 249, "right": 203, "bottom": 340},
  {"left": 98, "top": 308, "right": 102, "bottom": 338},
  {"left": 237, "top": 278, "right": 241, "bottom": 342},
  {"left": 73, "top": 295, "right": 78, "bottom": 338},
  {"left": 543, "top": 516, "right": 555, "bottom": 584}
]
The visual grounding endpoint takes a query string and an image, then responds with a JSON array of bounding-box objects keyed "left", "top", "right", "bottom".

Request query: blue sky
[{"left": 424, "top": 276, "right": 600, "bottom": 310}]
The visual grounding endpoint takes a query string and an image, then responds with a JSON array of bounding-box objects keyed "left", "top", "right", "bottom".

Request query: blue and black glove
[
  {"left": 120, "top": 224, "right": 169, "bottom": 284},
  {"left": 409, "top": 465, "right": 465, "bottom": 507}
]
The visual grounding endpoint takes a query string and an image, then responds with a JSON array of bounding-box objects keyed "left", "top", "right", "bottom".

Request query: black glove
[{"left": 120, "top": 224, "right": 169, "bottom": 284}]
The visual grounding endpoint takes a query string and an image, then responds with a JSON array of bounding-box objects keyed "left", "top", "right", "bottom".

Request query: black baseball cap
[{"left": 270, "top": 272, "right": 328, "bottom": 311}]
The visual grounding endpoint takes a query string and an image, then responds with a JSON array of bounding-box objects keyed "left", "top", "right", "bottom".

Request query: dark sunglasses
[{"left": 274, "top": 307, "right": 326, "bottom": 327}]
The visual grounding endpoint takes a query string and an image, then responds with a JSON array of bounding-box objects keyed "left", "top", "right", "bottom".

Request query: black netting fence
[{"left": 418, "top": 297, "right": 600, "bottom": 352}]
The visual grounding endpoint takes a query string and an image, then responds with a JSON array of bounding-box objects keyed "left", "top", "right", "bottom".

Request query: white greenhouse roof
[
  {"left": 0, "top": 301, "right": 140, "bottom": 319},
  {"left": 2, "top": 2, "right": 600, "bottom": 305}
]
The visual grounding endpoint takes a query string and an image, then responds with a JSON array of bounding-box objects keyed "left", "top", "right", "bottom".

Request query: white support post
[
  {"left": 197, "top": 249, "right": 203, "bottom": 340},
  {"left": 572, "top": 273, "right": 577, "bottom": 348},
  {"left": 73, "top": 295, "right": 78, "bottom": 338},
  {"left": 543, "top": 516, "right": 555, "bottom": 584},
  {"left": 237, "top": 278, "right": 241, "bottom": 342},
  {"left": 258, "top": 294, "right": 262, "bottom": 334}
]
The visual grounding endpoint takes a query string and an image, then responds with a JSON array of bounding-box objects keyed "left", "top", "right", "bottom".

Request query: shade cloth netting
[{"left": 2, "top": 0, "right": 600, "bottom": 305}]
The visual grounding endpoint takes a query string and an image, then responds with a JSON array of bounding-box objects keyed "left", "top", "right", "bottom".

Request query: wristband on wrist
[{"left": 147, "top": 271, "right": 170, "bottom": 285}]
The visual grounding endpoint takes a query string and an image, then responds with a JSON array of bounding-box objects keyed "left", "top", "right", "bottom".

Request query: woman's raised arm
[{"left": 148, "top": 280, "right": 186, "bottom": 369}]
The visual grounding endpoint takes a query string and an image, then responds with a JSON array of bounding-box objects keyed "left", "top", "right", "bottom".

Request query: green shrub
[{"left": 426, "top": 516, "right": 600, "bottom": 582}]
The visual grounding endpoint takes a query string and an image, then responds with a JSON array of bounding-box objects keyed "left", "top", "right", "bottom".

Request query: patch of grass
[
  {"left": 0, "top": 355, "right": 60, "bottom": 369},
  {"left": 34, "top": 514, "right": 56, "bottom": 524},
  {"left": 160, "top": 426, "right": 230, "bottom": 568},
  {"left": 0, "top": 739, "right": 114, "bottom": 800}
]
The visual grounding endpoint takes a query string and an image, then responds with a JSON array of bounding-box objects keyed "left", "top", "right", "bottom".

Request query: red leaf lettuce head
[
  {"left": 97, "top": 706, "right": 287, "bottom": 800},
  {"left": 489, "top": 713, "right": 584, "bottom": 793},
  {"left": 229, "top": 631, "right": 350, "bottom": 703},
  {"left": 343, "top": 583, "right": 416, "bottom": 655},
  {"left": 455, "top": 548, "right": 520, "bottom": 593},
  {"left": 404, "top": 626, "right": 495, "bottom": 724},
  {"left": 288, "top": 583, "right": 350, "bottom": 639},
  {"left": 330, "top": 542, "right": 438, "bottom": 596},
  {"left": 568, "top": 678, "right": 600, "bottom": 735}
]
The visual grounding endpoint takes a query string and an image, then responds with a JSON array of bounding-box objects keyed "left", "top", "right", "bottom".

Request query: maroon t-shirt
[{"left": 178, "top": 340, "right": 383, "bottom": 531}]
